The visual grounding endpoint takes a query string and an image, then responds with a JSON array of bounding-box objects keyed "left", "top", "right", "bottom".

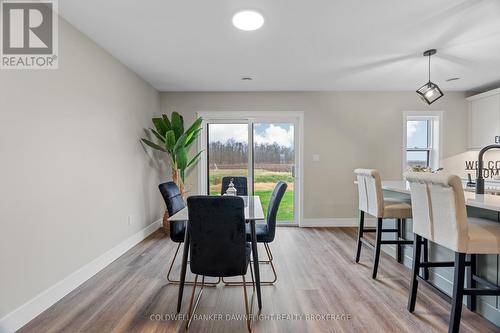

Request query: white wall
[
  {"left": 0, "top": 17, "right": 164, "bottom": 324},
  {"left": 160, "top": 91, "right": 468, "bottom": 220}
]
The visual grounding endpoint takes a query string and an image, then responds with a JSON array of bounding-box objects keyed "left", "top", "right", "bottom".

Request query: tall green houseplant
[{"left": 142, "top": 112, "right": 203, "bottom": 196}]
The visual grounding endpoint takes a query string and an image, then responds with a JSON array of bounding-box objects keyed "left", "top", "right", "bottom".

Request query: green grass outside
[
  {"left": 209, "top": 168, "right": 294, "bottom": 185},
  {"left": 209, "top": 169, "right": 294, "bottom": 221}
]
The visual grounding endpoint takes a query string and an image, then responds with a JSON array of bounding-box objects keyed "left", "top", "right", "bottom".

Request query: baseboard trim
[
  {"left": 0, "top": 219, "right": 162, "bottom": 333},
  {"left": 301, "top": 217, "right": 376, "bottom": 227}
]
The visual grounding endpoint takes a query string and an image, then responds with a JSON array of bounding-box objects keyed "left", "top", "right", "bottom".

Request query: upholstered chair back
[
  {"left": 264, "top": 181, "right": 288, "bottom": 242},
  {"left": 404, "top": 172, "right": 469, "bottom": 253},
  {"left": 220, "top": 176, "right": 248, "bottom": 196},
  {"left": 187, "top": 196, "right": 248, "bottom": 277},
  {"left": 354, "top": 169, "right": 384, "bottom": 218}
]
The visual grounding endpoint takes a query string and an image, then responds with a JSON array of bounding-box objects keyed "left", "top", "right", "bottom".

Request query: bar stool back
[
  {"left": 405, "top": 172, "right": 500, "bottom": 333},
  {"left": 354, "top": 169, "right": 416, "bottom": 279}
]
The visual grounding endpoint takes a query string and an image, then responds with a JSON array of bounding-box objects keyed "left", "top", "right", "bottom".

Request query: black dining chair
[
  {"left": 223, "top": 181, "right": 287, "bottom": 286},
  {"left": 158, "top": 182, "right": 220, "bottom": 286},
  {"left": 220, "top": 176, "right": 248, "bottom": 196},
  {"left": 185, "top": 196, "right": 254, "bottom": 331}
]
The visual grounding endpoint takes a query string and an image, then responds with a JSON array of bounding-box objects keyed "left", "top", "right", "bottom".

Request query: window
[
  {"left": 403, "top": 112, "right": 442, "bottom": 171},
  {"left": 406, "top": 120, "right": 431, "bottom": 167}
]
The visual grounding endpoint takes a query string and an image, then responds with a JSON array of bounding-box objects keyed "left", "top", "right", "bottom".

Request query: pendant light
[{"left": 416, "top": 49, "right": 443, "bottom": 105}]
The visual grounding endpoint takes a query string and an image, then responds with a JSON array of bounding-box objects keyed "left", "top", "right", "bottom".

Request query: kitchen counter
[{"left": 382, "top": 180, "right": 500, "bottom": 212}]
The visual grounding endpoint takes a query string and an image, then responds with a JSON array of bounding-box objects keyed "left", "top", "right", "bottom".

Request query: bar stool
[
  {"left": 405, "top": 172, "right": 500, "bottom": 333},
  {"left": 354, "top": 169, "right": 424, "bottom": 279}
]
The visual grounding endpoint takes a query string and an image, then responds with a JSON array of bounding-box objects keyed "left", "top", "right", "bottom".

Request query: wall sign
[{"left": 465, "top": 160, "right": 500, "bottom": 178}]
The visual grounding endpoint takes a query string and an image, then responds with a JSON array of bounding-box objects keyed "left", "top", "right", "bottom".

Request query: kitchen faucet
[{"left": 476, "top": 144, "right": 500, "bottom": 194}]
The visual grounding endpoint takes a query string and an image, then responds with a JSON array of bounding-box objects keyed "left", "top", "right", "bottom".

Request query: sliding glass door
[
  {"left": 253, "top": 122, "right": 295, "bottom": 221},
  {"left": 202, "top": 114, "right": 301, "bottom": 225}
]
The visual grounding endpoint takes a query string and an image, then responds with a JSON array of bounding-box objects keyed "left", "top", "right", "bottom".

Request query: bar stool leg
[
  {"left": 449, "top": 252, "right": 466, "bottom": 333},
  {"left": 355, "top": 210, "right": 365, "bottom": 263},
  {"left": 466, "top": 254, "right": 477, "bottom": 311},
  {"left": 372, "top": 218, "right": 383, "bottom": 279},
  {"left": 396, "top": 219, "right": 402, "bottom": 263},
  {"left": 407, "top": 234, "right": 422, "bottom": 312},
  {"left": 422, "top": 239, "right": 430, "bottom": 280}
]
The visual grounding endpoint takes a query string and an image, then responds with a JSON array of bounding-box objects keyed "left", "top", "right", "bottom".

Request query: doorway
[{"left": 198, "top": 112, "right": 303, "bottom": 225}]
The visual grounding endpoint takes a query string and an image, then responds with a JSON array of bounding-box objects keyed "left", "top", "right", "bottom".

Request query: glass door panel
[
  {"left": 253, "top": 123, "right": 295, "bottom": 222},
  {"left": 207, "top": 123, "right": 249, "bottom": 195}
]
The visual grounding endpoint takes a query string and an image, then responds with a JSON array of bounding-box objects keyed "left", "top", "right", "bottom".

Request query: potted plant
[{"left": 141, "top": 112, "right": 203, "bottom": 232}]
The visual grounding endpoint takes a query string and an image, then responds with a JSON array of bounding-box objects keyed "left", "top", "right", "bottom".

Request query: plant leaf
[
  {"left": 174, "top": 132, "right": 188, "bottom": 153},
  {"left": 141, "top": 138, "right": 167, "bottom": 152},
  {"left": 162, "top": 114, "right": 172, "bottom": 131},
  {"left": 152, "top": 118, "right": 167, "bottom": 136},
  {"left": 171, "top": 112, "right": 184, "bottom": 139},
  {"left": 176, "top": 147, "right": 188, "bottom": 170},
  {"left": 165, "top": 130, "right": 176, "bottom": 151},
  {"left": 185, "top": 117, "right": 202, "bottom": 136},
  {"left": 186, "top": 128, "right": 202, "bottom": 147},
  {"left": 186, "top": 150, "right": 203, "bottom": 168},
  {"left": 150, "top": 128, "right": 165, "bottom": 143}
]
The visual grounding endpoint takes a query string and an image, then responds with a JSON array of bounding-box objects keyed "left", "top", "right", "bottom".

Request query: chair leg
[
  {"left": 355, "top": 210, "right": 365, "bottom": 263},
  {"left": 449, "top": 252, "right": 466, "bottom": 333},
  {"left": 466, "top": 254, "right": 477, "bottom": 311},
  {"left": 242, "top": 275, "right": 252, "bottom": 331},
  {"left": 167, "top": 243, "right": 220, "bottom": 286},
  {"left": 166, "top": 243, "right": 182, "bottom": 282},
  {"left": 264, "top": 243, "right": 277, "bottom": 284},
  {"left": 422, "top": 239, "right": 430, "bottom": 280},
  {"left": 265, "top": 242, "right": 274, "bottom": 262},
  {"left": 223, "top": 243, "right": 277, "bottom": 285},
  {"left": 396, "top": 219, "right": 405, "bottom": 264},
  {"left": 407, "top": 234, "right": 422, "bottom": 312},
  {"left": 186, "top": 275, "right": 205, "bottom": 329},
  {"left": 372, "top": 218, "right": 383, "bottom": 279}
]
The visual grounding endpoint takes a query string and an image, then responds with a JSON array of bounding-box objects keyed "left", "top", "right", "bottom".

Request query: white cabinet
[{"left": 467, "top": 88, "right": 500, "bottom": 149}]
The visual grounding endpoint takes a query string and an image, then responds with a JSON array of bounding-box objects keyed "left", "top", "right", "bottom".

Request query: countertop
[{"left": 382, "top": 180, "right": 500, "bottom": 212}]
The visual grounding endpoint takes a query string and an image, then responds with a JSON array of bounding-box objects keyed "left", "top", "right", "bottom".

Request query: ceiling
[{"left": 59, "top": 0, "right": 500, "bottom": 92}]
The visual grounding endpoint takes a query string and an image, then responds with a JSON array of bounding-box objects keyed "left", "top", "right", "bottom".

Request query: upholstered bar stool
[
  {"left": 354, "top": 169, "right": 418, "bottom": 279},
  {"left": 405, "top": 172, "right": 500, "bottom": 333}
]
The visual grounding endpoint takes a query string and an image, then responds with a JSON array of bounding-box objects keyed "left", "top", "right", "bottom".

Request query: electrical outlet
[
  {"left": 128, "top": 215, "right": 133, "bottom": 226},
  {"left": 312, "top": 154, "right": 320, "bottom": 162}
]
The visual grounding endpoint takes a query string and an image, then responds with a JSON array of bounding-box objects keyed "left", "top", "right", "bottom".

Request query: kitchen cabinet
[{"left": 467, "top": 88, "right": 500, "bottom": 149}]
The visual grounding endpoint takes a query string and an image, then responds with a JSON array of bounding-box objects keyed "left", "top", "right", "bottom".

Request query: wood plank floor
[{"left": 19, "top": 227, "right": 499, "bottom": 333}]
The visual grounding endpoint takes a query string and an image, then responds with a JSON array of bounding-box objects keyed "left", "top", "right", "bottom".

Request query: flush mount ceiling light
[
  {"left": 416, "top": 49, "right": 444, "bottom": 105},
  {"left": 232, "top": 10, "right": 264, "bottom": 31}
]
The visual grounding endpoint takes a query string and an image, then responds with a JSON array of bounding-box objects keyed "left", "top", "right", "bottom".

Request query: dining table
[{"left": 168, "top": 195, "right": 265, "bottom": 312}]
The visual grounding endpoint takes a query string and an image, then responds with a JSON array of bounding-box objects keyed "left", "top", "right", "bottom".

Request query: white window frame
[{"left": 402, "top": 111, "right": 443, "bottom": 172}]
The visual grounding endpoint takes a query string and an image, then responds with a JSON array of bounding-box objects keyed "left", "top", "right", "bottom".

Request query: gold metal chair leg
[
  {"left": 264, "top": 244, "right": 278, "bottom": 284},
  {"left": 166, "top": 243, "right": 220, "bottom": 286},
  {"left": 264, "top": 243, "right": 273, "bottom": 261},
  {"left": 186, "top": 275, "right": 205, "bottom": 329},
  {"left": 249, "top": 262, "right": 255, "bottom": 291},
  {"left": 166, "top": 243, "right": 182, "bottom": 282},
  {"left": 223, "top": 243, "right": 277, "bottom": 286},
  {"left": 242, "top": 275, "right": 253, "bottom": 331}
]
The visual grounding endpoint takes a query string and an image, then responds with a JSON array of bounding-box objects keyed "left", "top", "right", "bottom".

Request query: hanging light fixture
[{"left": 416, "top": 49, "right": 443, "bottom": 105}]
